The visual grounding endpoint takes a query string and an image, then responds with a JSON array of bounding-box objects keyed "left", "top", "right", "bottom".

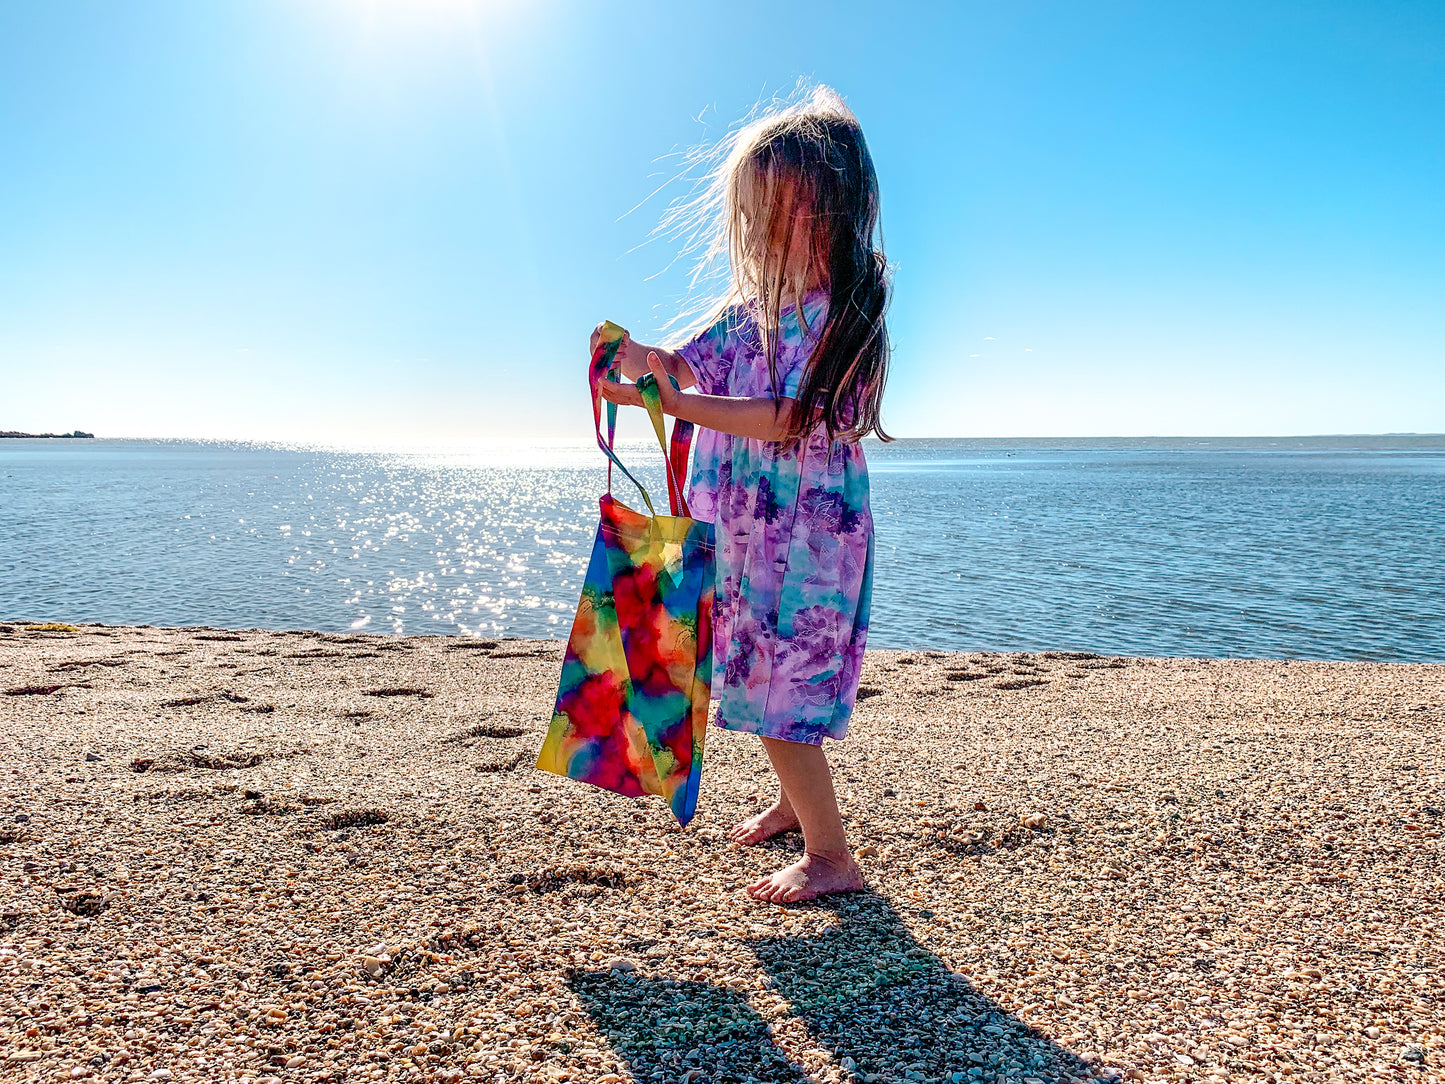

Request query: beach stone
[{"left": 2, "top": 627, "right": 1442, "bottom": 1084}]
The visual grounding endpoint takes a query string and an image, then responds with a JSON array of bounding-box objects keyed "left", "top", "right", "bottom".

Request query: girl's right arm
[{"left": 590, "top": 323, "right": 697, "bottom": 390}]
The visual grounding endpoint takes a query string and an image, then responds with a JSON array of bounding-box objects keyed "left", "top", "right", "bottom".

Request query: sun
[
  {"left": 352, "top": 0, "right": 519, "bottom": 22},
  {"left": 330, "top": 0, "right": 532, "bottom": 47}
]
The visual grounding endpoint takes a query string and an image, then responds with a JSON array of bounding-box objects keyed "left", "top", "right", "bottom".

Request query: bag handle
[{"left": 589, "top": 323, "right": 694, "bottom": 518}]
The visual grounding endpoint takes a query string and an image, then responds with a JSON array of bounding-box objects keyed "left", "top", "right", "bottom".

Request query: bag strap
[
  {"left": 635, "top": 374, "right": 694, "bottom": 519},
  {"left": 589, "top": 324, "right": 694, "bottom": 518},
  {"left": 669, "top": 418, "right": 695, "bottom": 517},
  {"left": 589, "top": 328, "right": 652, "bottom": 515}
]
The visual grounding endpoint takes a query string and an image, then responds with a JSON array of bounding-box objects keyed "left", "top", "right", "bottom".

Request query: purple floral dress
[{"left": 678, "top": 290, "right": 874, "bottom": 745}]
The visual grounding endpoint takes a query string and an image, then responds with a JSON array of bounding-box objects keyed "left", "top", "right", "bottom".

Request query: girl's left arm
[
  {"left": 599, "top": 353, "right": 797, "bottom": 441},
  {"left": 673, "top": 390, "right": 797, "bottom": 442}
]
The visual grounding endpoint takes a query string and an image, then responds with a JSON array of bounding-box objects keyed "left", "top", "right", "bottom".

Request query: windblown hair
[{"left": 661, "top": 85, "right": 892, "bottom": 444}]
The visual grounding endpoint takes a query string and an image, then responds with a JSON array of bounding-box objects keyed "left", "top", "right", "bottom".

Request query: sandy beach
[{"left": 0, "top": 622, "right": 1441, "bottom": 1084}]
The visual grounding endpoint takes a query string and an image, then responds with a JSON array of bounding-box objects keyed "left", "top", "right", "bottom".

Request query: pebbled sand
[{"left": 0, "top": 622, "right": 1442, "bottom": 1084}]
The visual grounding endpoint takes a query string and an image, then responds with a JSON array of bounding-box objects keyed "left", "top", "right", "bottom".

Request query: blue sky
[{"left": 1, "top": 0, "right": 1440, "bottom": 440}]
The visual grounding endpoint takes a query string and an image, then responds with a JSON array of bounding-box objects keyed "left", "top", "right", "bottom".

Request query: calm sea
[{"left": 3, "top": 436, "right": 1442, "bottom": 662}]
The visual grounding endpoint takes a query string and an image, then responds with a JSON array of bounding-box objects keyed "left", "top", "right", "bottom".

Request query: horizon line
[{"left": 5, "top": 431, "right": 1442, "bottom": 443}]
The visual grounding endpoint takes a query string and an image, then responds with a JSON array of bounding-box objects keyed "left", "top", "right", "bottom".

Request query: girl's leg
[
  {"left": 746, "top": 737, "right": 864, "bottom": 903},
  {"left": 727, "top": 783, "right": 799, "bottom": 845}
]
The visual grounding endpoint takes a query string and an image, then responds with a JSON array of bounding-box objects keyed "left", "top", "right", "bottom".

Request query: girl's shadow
[
  {"left": 568, "top": 890, "right": 1107, "bottom": 1083},
  {"left": 567, "top": 969, "right": 813, "bottom": 1083}
]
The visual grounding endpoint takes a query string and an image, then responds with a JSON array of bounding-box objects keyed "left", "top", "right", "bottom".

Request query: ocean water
[{"left": 2, "top": 436, "right": 1443, "bottom": 662}]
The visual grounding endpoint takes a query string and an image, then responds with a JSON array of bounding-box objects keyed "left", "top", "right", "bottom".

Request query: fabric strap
[{"left": 588, "top": 324, "right": 694, "bottom": 518}]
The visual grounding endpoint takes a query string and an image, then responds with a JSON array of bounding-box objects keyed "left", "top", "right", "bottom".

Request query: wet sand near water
[{"left": 1, "top": 622, "right": 1442, "bottom": 1084}]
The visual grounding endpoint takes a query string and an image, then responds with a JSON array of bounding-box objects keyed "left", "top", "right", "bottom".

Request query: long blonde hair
[{"left": 660, "top": 84, "right": 892, "bottom": 443}]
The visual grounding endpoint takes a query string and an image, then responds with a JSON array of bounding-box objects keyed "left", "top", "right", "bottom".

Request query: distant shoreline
[{"left": 0, "top": 430, "right": 94, "bottom": 439}]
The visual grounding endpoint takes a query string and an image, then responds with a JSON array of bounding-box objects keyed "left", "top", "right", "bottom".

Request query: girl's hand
[
  {"left": 589, "top": 321, "right": 628, "bottom": 356},
  {"left": 590, "top": 321, "right": 649, "bottom": 380},
  {"left": 598, "top": 353, "right": 681, "bottom": 414},
  {"left": 597, "top": 372, "right": 643, "bottom": 408},
  {"left": 644, "top": 352, "right": 682, "bottom": 413}
]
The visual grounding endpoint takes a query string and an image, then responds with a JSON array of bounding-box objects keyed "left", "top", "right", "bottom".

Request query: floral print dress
[{"left": 678, "top": 290, "right": 874, "bottom": 745}]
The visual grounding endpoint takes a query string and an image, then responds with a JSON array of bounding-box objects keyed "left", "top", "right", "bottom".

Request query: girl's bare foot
[
  {"left": 746, "top": 851, "right": 864, "bottom": 904},
  {"left": 728, "top": 801, "right": 800, "bottom": 845}
]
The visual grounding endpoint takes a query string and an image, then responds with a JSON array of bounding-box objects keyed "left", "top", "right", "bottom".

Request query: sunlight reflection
[{"left": 226, "top": 442, "right": 673, "bottom": 638}]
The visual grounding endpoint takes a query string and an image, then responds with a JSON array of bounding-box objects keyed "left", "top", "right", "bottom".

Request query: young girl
[{"left": 598, "top": 86, "right": 890, "bottom": 903}]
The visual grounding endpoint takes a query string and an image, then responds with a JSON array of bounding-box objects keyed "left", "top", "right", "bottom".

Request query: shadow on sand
[{"left": 569, "top": 891, "right": 1110, "bottom": 1083}]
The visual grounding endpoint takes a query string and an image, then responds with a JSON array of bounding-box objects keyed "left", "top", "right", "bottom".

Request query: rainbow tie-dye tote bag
[{"left": 535, "top": 323, "right": 715, "bottom": 826}]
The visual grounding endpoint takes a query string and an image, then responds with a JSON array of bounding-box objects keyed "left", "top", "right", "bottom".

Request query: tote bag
[{"left": 535, "top": 323, "right": 715, "bottom": 825}]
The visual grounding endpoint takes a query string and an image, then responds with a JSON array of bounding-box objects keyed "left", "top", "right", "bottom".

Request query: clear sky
[{"left": 1, "top": 0, "right": 1441, "bottom": 440}]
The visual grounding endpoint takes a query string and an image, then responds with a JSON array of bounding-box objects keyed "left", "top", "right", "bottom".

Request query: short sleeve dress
[{"left": 677, "top": 290, "right": 874, "bottom": 746}]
